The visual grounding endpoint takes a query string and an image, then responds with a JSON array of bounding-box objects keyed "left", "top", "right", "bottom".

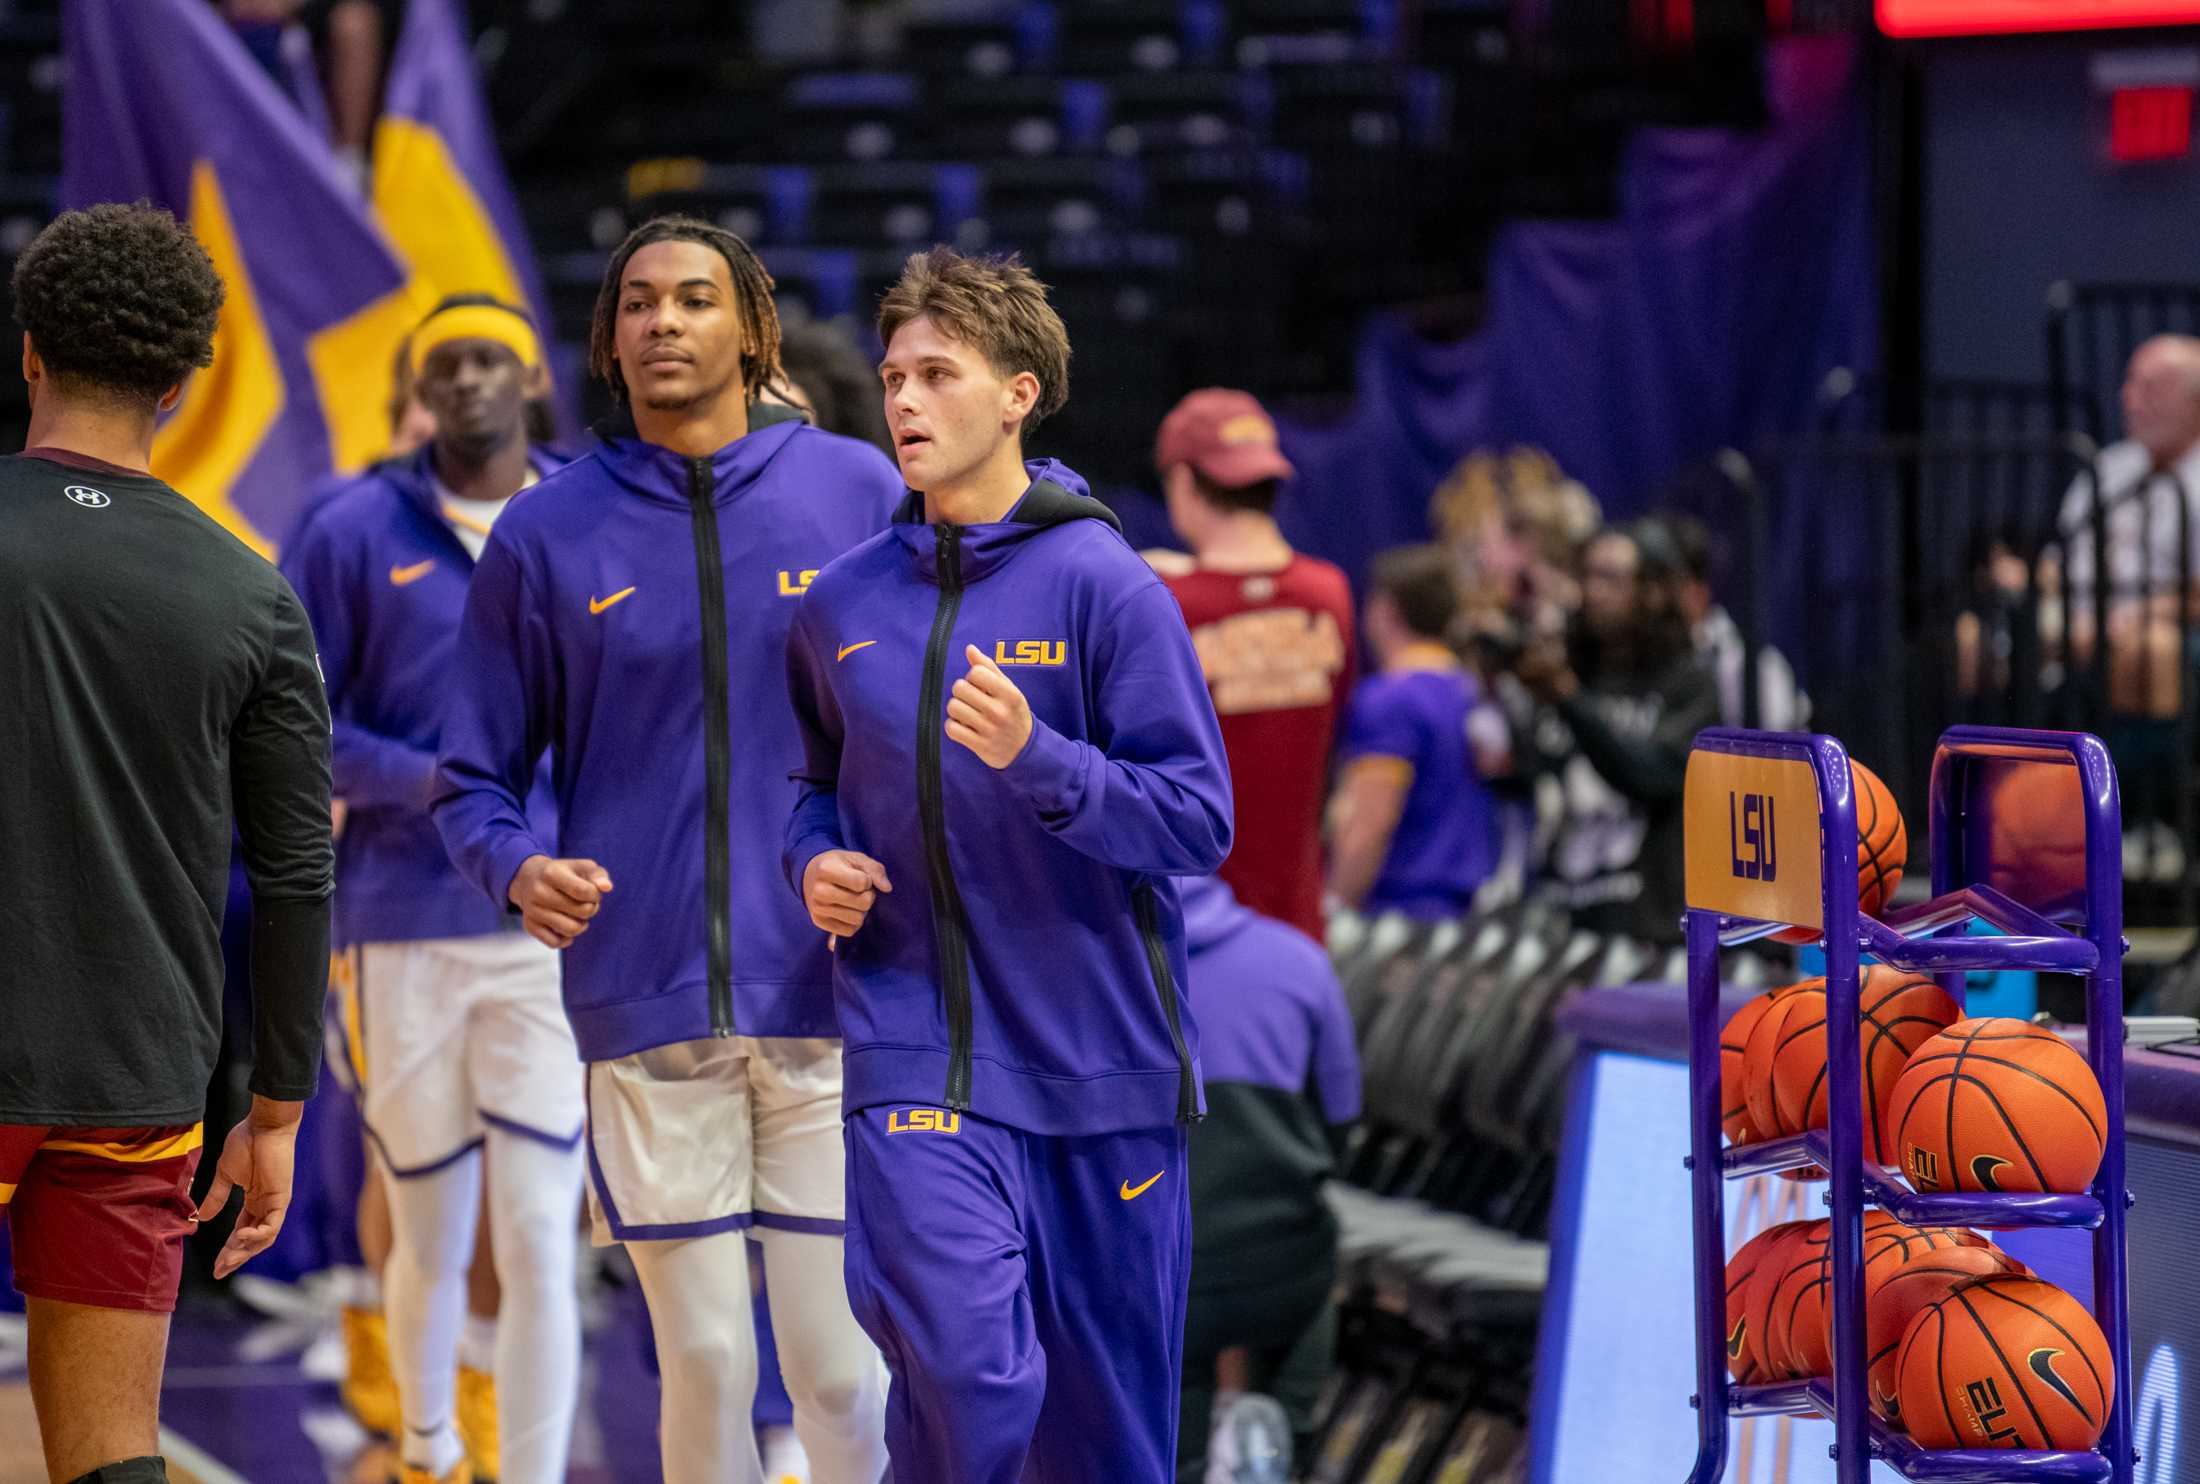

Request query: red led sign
[
  {"left": 2111, "top": 85, "right": 2194, "bottom": 160},
  {"left": 1879, "top": 0, "right": 2200, "bottom": 37}
]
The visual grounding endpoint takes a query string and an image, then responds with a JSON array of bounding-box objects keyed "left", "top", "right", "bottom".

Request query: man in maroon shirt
[{"left": 1150, "top": 389, "right": 1355, "bottom": 942}]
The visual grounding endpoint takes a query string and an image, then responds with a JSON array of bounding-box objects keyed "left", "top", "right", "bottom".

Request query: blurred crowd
[
  {"left": 216, "top": 0, "right": 390, "bottom": 181},
  {"left": 1146, "top": 409, "right": 1807, "bottom": 965},
  {"left": 1151, "top": 331, "right": 2200, "bottom": 949},
  {"left": 1954, "top": 333, "right": 2200, "bottom": 879}
]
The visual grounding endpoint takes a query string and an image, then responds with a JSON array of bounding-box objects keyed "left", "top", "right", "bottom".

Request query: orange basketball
[
  {"left": 1890, "top": 1018, "right": 2108, "bottom": 1194},
  {"left": 1979, "top": 763, "right": 2087, "bottom": 906},
  {"left": 1746, "top": 987, "right": 1823, "bottom": 1141},
  {"left": 1726, "top": 1220, "right": 1809, "bottom": 1383},
  {"left": 1723, "top": 984, "right": 1807, "bottom": 1145},
  {"left": 1862, "top": 1242, "right": 2028, "bottom": 1424},
  {"left": 1744, "top": 1220, "right": 1823, "bottom": 1381},
  {"left": 1773, "top": 759, "right": 1907, "bottom": 943},
  {"left": 1771, "top": 967, "right": 1961, "bottom": 1163},
  {"left": 1895, "top": 1276, "right": 2113, "bottom": 1450},
  {"left": 1777, "top": 1211, "right": 1921, "bottom": 1378}
]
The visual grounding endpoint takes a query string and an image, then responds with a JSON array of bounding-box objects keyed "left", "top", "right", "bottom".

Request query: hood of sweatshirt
[
  {"left": 593, "top": 415, "right": 807, "bottom": 509},
  {"left": 887, "top": 459, "right": 1123, "bottom": 584}
]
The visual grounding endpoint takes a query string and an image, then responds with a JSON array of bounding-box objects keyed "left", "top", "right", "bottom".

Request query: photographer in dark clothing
[{"left": 1513, "top": 518, "right": 1719, "bottom": 945}]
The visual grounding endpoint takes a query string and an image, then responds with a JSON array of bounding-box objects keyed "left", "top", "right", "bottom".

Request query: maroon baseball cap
[{"left": 1154, "top": 388, "right": 1296, "bottom": 489}]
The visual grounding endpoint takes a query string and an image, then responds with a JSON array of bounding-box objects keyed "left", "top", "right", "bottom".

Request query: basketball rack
[{"left": 1680, "top": 726, "right": 2134, "bottom": 1484}]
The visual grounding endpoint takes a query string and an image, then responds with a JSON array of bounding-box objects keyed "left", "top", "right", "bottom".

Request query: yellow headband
[{"left": 409, "top": 305, "right": 541, "bottom": 377}]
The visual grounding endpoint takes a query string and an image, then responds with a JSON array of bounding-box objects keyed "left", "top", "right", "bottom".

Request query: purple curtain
[{"left": 1274, "top": 36, "right": 1877, "bottom": 593}]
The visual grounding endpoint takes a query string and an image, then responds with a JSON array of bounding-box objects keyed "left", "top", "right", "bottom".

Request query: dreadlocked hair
[{"left": 588, "top": 214, "right": 783, "bottom": 406}]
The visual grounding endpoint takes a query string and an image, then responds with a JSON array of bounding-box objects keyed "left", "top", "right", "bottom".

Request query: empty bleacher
[{"left": 1306, "top": 904, "right": 1779, "bottom": 1481}]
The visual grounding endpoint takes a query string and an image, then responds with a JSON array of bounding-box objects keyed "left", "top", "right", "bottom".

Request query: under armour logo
[{"left": 65, "top": 485, "right": 111, "bottom": 508}]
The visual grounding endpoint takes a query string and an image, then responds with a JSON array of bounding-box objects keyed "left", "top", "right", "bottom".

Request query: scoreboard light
[{"left": 1879, "top": 0, "right": 2200, "bottom": 37}]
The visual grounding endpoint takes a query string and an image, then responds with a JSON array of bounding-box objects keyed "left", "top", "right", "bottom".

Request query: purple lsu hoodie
[
  {"left": 783, "top": 462, "right": 1235, "bottom": 1136},
  {"left": 434, "top": 416, "right": 904, "bottom": 1062},
  {"left": 279, "top": 445, "right": 567, "bottom": 948}
]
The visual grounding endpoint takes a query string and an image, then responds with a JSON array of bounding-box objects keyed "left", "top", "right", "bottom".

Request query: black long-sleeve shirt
[
  {"left": 1, "top": 451, "right": 333, "bottom": 1124},
  {"left": 1525, "top": 649, "right": 1720, "bottom": 944}
]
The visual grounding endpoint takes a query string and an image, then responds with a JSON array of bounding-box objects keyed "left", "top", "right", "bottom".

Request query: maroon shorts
[{"left": 0, "top": 1122, "right": 204, "bottom": 1313}]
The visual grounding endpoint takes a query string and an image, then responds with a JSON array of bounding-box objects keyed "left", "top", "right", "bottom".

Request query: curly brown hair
[
  {"left": 588, "top": 214, "right": 783, "bottom": 408},
  {"left": 876, "top": 246, "right": 1070, "bottom": 437},
  {"left": 10, "top": 202, "right": 225, "bottom": 411}
]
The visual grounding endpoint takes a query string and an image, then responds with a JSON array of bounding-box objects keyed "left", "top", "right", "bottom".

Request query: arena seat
[
  {"left": 627, "top": 163, "right": 812, "bottom": 247},
  {"left": 929, "top": 75, "right": 1111, "bottom": 159},
  {"left": 1265, "top": 62, "right": 1449, "bottom": 153},
  {"left": 1339, "top": 915, "right": 1453, "bottom": 1039},
  {"left": 1143, "top": 146, "right": 1310, "bottom": 237},
  {"left": 1099, "top": 69, "right": 1271, "bottom": 155},
  {"left": 1307, "top": 900, "right": 1742, "bottom": 1483},
  {"left": 731, "top": 246, "right": 862, "bottom": 323},
  {"left": 775, "top": 72, "right": 927, "bottom": 164},
  {"left": 808, "top": 161, "right": 984, "bottom": 249},
  {"left": 1057, "top": 0, "right": 1219, "bottom": 74},
  {"left": 1235, "top": 0, "right": 1399, "bottom": 60},
  {"left": 899, "top": 11, "right": 1040, "bottom": 77}
]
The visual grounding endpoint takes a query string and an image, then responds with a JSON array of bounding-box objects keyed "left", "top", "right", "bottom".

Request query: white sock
[
  {"left": 461, "top": 1312, "right": 498, "bottom": 1374},
  {"left": 760, "top": 1425, "right": 810, "bottom": 1483},
  {"left": 382, "top": 1156, "right": 480, "bottom": 1474},
  {"left": 628, "top": 1230, "right": 766, "bottom": 1484},
  {"left": 483, "top": 1127, "right": 587, "bottom": 1484},
  {"left": 755, "top": 1228, "right": 888, "bottom": 1484}
]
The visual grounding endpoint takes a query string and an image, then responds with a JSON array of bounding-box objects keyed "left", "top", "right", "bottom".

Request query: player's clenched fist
[
  {"left": 509, "top": 854, "right": 614, "bottom": 949},
  {"left": 947, "top": 643, "right": 1034, "bottom": 768},
  {"left": 804, "top": 850, "right": 894, "bottom": 937}
]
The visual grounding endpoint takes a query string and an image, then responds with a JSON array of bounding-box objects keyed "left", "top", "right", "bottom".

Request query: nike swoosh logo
[
  {"left": 589, "top": 587, "right": 637, "bottom": 616},
  {"left": 837, "top": 640, "right": 878, "bottom": 662},
  {"left": 1727, "top": 1319, "right": 1746, "bottom": 1359},
  {"left": 389, "top": 560, "right": 436, "bottom": 587},
  {"left": 2029, "top": 1347, "right": 2090, "bottom": 1419},
  {"left": 1970, "top": 1155, "right": 2012, "bottom": 1192},
  {"left": 1120, "top": 1172, "right": 1164, "bottom": 1201}
]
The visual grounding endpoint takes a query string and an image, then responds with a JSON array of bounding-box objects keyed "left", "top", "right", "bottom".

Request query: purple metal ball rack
[{"left": 1681, "top": 726, "right": 2133, "bottom": 1484}]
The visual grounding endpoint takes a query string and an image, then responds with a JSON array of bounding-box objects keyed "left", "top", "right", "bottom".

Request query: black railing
[
  {"left": 1702, "top": 430, "right": 2197, "bottom": 922},
  {"left": 1813, "top": 369, "right": 2059, "bottom": 440},
  {"left": 2045, "top": 280, "right": 2200, "bottom": 452},
  {"left": 1743, "top": 275, "right": 2200, "bottom": 922}
]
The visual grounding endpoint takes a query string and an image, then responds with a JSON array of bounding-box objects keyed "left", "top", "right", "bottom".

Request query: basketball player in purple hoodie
[
  {"left": 783, "top": 247, "right": 1234, "bottom": 1480},
  {"left": 436, "top": 218, "right": 901, "bottom": 1481}
]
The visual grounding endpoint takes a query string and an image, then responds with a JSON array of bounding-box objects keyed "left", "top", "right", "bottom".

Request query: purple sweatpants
[{"left": 843, "top": 1105, "right": 1191, "bottom": 1482}]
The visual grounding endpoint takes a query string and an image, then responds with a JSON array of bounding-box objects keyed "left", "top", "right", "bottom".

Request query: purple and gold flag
[
  {"left": 372, "top": 0, "right": 553, "bottom": 409},
  {"left": 63, "top": 0, "right": 429, "bottom": 552}
]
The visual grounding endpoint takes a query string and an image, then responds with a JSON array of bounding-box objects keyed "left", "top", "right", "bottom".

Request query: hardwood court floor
[{"left": 0, "top": 1288, "right": 667, "bottom": 1482}]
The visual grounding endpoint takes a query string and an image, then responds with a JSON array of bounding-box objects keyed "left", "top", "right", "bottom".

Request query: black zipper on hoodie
[
  {"left": 686, "top": 457, "right": 735, "bottom": 1037},
  {"left": 1133, "top": 883, "right": 1202, "bottom": 1122},
  {"left": 916, "top": 522, "right": 977, "bottom": 1107}
]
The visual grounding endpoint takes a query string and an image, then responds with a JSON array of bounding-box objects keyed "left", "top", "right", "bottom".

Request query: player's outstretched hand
[
  {"left": 194, "top": 1095, "right": 303, "bottom": 1280},
  {"left": 510, "top": 854, "right": 614, "bottom": 949},
  {"left": 804, "top": 850, "right": 893, "bottom": 938},
  {"left": 947, "top": 643, "right": 1034, "bottom": 769}
]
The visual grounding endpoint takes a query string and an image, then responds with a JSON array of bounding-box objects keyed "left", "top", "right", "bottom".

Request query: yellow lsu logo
[
  {"left": 886, "top": 1108, "right": 960, "bottom": 1135},
  {"left": 993, "top": 640, "right": 1066, "bottom": 667},
  {"left": 778, "top": 569, "right": 821, "bottom": 597}
]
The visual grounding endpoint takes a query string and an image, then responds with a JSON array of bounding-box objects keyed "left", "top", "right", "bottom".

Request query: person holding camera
[{"left": 1513, "top": 519, "right": 1719, "bottom": 945}]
